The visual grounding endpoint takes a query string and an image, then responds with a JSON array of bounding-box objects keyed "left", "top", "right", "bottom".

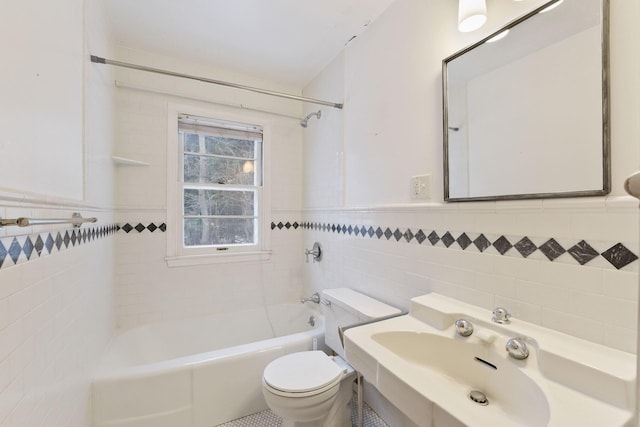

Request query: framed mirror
[{"left": 443, "top": 0, "right": 609, "bottom": 202}]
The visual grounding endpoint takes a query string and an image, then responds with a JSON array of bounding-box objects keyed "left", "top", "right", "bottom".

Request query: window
[{"left": 166, "top": 106, "right": 271, "bottom": 266}]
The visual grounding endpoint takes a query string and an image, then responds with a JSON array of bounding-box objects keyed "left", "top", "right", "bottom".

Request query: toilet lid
[{"left": 263, "top": 351, "right": 344, "bottom": 394}]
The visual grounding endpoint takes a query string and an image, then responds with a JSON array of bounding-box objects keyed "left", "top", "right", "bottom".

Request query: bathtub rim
[{"left": 92, "top": 315, "right": 325, "bottom": 382}]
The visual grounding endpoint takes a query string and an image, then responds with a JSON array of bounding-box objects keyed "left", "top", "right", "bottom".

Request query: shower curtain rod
[{"left": 90, "top": 56, "right": 344, "bottom": 110}]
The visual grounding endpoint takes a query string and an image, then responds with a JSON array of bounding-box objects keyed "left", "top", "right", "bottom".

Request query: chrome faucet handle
[
  {"left": 492, "top": 307, "right": 511, "bottom": 324},
  {"left": 505, "top": 337, "right": 529, "bottom": 360},
  {"left": 455, "top": 318, "right": 474, "bottom": 337},
  {"left": 304, "top": 242, "right": 322, "bottom": 263}
]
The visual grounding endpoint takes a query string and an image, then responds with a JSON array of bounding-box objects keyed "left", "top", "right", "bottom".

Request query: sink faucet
[
  {"left": 492, "top": 307, "right": 511, "bottom": 324},
  {"left": 505, "top": 337, "right": 529, "bottom": 360}
]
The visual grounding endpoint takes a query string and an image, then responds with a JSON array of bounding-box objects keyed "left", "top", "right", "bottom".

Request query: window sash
[
  {"left": 182, "top": 217, "right": 258, "bottom": 248},
  {"left": 178, "top": 117, "right": 263, "bottom": 251},
  {"left": 183, "top": 187, "right": 258, "bottom": 218},
  {"left": 183, "top": 151, "right": 255, "bottom": 162},
  {"left": 178, "top": 115, "right": 263, "bottom": 141}
]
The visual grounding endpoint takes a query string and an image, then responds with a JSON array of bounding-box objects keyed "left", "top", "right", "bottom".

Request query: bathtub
[{"left": 91, "top": 304, "right": 325, "bottom": 427}]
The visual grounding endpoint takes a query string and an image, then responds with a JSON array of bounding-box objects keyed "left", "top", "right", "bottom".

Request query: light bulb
[{"left": 242, "top": 161, "right": 254, "bottom": 173}]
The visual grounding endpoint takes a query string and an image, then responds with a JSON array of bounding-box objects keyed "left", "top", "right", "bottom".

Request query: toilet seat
[{"left": 263, "top": 351, "right": 345, "bottom": 397}]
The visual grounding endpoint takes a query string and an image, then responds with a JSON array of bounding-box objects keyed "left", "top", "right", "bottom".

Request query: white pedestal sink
[{"left": 344, "top": 293, "right": 636, "bottom": 427}]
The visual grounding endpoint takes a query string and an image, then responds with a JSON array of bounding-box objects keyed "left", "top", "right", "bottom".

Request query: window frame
[{"left": 166, "top": 103, "right": 272, "bottom": 267}]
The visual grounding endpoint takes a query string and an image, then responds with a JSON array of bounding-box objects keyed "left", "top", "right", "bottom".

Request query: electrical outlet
[{"left": 411, "top": 175, "right": 432, "bottom": 200}]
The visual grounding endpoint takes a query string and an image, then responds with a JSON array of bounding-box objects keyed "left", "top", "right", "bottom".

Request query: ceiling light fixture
[{"left": 458, "top": 0, "right": 487, "bottom": 32}]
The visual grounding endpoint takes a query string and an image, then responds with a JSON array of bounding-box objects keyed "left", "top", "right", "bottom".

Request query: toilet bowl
[
  {"left": 261, "top": 288, "right": 401, "bottom": 427},
  {"left": 262, "top": 351, "right": 356, "bottom": 427}
]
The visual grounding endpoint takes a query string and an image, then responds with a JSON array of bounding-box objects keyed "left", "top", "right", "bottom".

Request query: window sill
[{"left": 165, "top": 250, "right": 272, "bottom": 267}]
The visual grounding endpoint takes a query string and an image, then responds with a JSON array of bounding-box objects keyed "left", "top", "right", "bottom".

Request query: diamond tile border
[
  {"left": 119, "top": 222, "right": 166, "bottom": 233},
  {"left": 0, "top": 225, "right": 119, "bottom": 271},
  {"left": 274, "top": 221, "right": 638, "bottom": 271},
  {"left": 114, "top": 220, "right": 639, "bottom": 270}
]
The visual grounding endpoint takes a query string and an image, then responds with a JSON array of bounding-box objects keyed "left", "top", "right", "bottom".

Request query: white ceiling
[{"left": 105, "top": 0, "right": 397, "bottom": 87}]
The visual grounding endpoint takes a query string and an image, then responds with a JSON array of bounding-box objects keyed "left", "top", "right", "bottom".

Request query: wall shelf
[{"left": 112, "top": 156, "right": 150, "bottom": 166}]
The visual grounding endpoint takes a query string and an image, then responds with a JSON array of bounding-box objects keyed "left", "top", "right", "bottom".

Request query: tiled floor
[
  {"left": 216, "top": 409, "right": 282, "bottom": 427},
  {"left": 216, "top": 398, "right": 389, "bottom": 427}
]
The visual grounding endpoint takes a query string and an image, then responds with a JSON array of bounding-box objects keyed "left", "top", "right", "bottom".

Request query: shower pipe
[
  {"left": 90, "top": 56, "right": 344, "bottom": 110},
  {"left": 0, "top": 212, "right": 97, "bottom": 228}
]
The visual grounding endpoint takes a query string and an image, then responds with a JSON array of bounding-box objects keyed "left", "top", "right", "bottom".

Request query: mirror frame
[{"left": 442, "top": 0, "right": 610, "bottom": 202}]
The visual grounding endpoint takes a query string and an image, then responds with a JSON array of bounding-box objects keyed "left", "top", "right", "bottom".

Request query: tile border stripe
[
  {"left": 113, "top": 220, "right": 638, "bottom": 270},
  {"left": 118, "top": 222, "right": 166, "bottom": 233},
  {"left": 271, "top": 221, "right": 638, "bottom": 271},
  {"left": 0, "top": 224, "right": 119, "bottom": 271}
]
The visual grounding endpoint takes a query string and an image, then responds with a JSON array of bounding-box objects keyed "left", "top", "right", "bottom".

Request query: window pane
[
  {"left": 184, "top": 218, "right": 256, "bottom": 246},
  {"left": 184, "top": 155, "right": 255, "bottom": 185},
  {"left": 184, "top": 189, "right": 255, "bottom": 216},
  {"left": 184, "top": 133, "right": 200, "bottom": 152},
  {"left": 203, "top": 136, "right": 255, "bottom": 158},
  {"left": 182, "top": 134, "right": 255, "bottom": 158}
]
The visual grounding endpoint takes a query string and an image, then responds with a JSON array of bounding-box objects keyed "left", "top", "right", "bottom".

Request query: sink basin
[
  {"left": 372, "top": 331, "right": 549, "bottom": 427},
  {"left": 344, "top": 293, "right": 635, "bottom": 427}
]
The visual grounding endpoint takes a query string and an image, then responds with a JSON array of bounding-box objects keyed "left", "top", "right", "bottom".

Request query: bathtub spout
[
  {"left": 300, "top": 292, "right": 321, "bottom": 304},
  {"left": 300, "top": 292, "right": 331, "bottom": 307}
]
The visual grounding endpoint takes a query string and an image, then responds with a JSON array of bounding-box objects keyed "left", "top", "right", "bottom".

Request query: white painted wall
[
  {"left": 0, "top": 1, "right": 118, "bottom": 426},
  {"left": 0, "top": 0, "right": 84, "bottom": 201},
  {"left": 302, "top": 55, "right": 345, "bottom": 209},
  {"left": 302, "top": 0, "right": 639, "bottom": 351},
  {"left": 112, "top": 47, "right": 305, "bottom": 328}
]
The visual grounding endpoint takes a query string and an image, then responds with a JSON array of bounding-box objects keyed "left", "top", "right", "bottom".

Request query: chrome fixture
[
  {"left": 492, "top": 307, "right": 511, "bottom": 324},
  {"left": 300, "top": 110, "right": 321, "bottom": 128},
  {"left": 300, "top": 292, "right": 331, "bottom": 307},
  {"left": 0, "top": 212, "right": 97, "bottom": 229},
  {"left": 468, "top": 390, "right": 489, "bottom": 406},
  {"left": 301, "top": 292, "right": 321, "bottom": 304},
  {"left": 304, "top": 242, "right": 322, "bottom": 262},
  {"left": 505, "top": 337, "right": 529, "bottom": 360},
  {"left": 307, "top": 315, "right": 315, "bottom": 327},
  {"left": 455, "top": 319, "right": 474, "bottom": 337}
]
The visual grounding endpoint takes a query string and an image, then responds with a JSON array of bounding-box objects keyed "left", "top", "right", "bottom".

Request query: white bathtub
[{"left": 91, "top": 304, "right": 325, "bottom": 427}]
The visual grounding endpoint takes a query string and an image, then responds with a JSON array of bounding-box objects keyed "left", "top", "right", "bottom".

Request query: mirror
[{"left": 443, "top": 0, "right": 609, "bottom": 202}]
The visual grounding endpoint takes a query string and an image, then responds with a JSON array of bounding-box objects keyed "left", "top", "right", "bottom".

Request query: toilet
[{"left": 262, "top": 288, "right": 401, "bottom": 427}]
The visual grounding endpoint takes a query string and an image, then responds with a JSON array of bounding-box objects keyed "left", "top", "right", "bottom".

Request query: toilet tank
[{"left": 321, "top": 288, "right": 401, "bottom": 358}]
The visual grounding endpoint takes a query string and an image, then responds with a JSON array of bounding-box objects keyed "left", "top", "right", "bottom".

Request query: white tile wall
[
  {"left": 298, "top": 0, "right": 640, "bottom": 359},
  {"left": 111, "top": 47, "right": 306, "bottom": 330},
  {"left": 303, "top": 204, "right": 639, "bottom": 353},
  {"left": 0, "top": 235, "right": 115, "bottom": 427},
  {"left": 113, "top": 216, "right": 303, "bottom": 329},
  {"left": 0, "top": 0, "right": 117, "bottom": 425}
]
